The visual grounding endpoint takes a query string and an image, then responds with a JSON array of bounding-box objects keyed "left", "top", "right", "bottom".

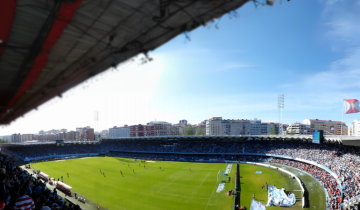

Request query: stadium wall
[{"left": 27, "top": 153, "right": 101, "bottom": 162}]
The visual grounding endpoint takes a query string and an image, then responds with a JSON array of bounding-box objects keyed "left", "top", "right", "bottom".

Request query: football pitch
[{"left": 31, "top": 157, "right": 236, "bottom": 210}]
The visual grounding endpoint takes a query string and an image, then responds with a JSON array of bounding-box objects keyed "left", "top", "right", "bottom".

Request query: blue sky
[{"left": 2, "top": 0, "right": 360, "bottom": 134}]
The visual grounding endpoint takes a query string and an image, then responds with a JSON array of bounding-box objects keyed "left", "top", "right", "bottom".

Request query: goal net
[{"left": 217, "top": 170, "right": 226, "bottom": 182}]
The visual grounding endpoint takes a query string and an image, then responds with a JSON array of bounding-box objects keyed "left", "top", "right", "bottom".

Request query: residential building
[
  {"left": 221, "top": 119, "right": 250, "bottom": 135},
  {"left": 148, "top": 121, "right": 172, "bottom": 136},
  {"left": 58, "top": 132, "right": 66, "bottom": 140},
  {"left": 82, "top": 128, "right": 94, "bottom": 141},
  {"left": 303, "top": 119, "right": 348, "bottom": 135},
  {"left": 21, "top": 134, "right": 34, "bottom": 141},
  {"left": 195, "top": 122, "right": 207, "bottom": 135},
  {"left": 287, "top": 123, "right": 311, "bottom": 135},
  {"left": 130, "top": 124, "right": 155, "bottom": 137},
  {"left": 76, "top": 127, "right": 84, "bottom": 135},
  {"left": 109, "top": 126, "right": 130, "bottom": 138},
  {"left": 250, "top": 118, "right": 262, "bottom": 135},
  {"left": 260, "top": 123, "right": 289, "bottom": 135},
  {"left": 206, "top": 117, "right": 222, "bottom": 135},
  {"left": 179, "top": 120, "right": 187, "bottom": 126},
  {"left": 47, "top": 129, "right": 59, "bottom": 134},
  {"left": 11, "top": 133, "right": 21, "bottom": 143},
  {"left": 170, "top": 126, "right": 180, "bottom": 135},
  {"left": 261, "top": 123, "right": 275, "bottom": 135},
  {"left": 101, "top": 130, "right": 109, "bottom": 137},
  {"left": 350, "top": 119, "right": 360, "bottom": 136},
  {"left": 66, "top": 131, "right": 80, "bottom": 141}
]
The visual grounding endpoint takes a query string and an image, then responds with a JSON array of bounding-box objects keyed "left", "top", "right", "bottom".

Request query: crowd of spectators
[
  {"left": 0, "top": 153, "right": 81, "bottom": 210},
  {"left": 270, "top": 159, "right": 341, "bottom": 209},
  {"left": 7, "top": 140, "right": 244, "bottom": 159},
  {"left": 7, "top": 139, "right": 360, "bottom": 209}
]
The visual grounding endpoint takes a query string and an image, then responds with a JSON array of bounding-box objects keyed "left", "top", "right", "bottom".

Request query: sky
[{"left": 2, "top": 0, "right": 360, "bottom": 135}]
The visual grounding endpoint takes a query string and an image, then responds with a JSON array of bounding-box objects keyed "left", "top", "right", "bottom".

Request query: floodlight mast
[
  {"left": 94, "top": 111, "right": 99, "bottom": 142},
  {"left": 278, "top": 94, "right": 285, "bottom": 135}
]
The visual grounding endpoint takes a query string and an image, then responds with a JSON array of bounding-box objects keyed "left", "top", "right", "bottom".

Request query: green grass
[
  {"left": 270, "top": 163, "right": 326, "bottom": 209},
  {"left": 239, "top": 163, "right": 326, "bottom": 210},
  {"left": 31, "top": 157, "right": 236, "bottom": 210}
]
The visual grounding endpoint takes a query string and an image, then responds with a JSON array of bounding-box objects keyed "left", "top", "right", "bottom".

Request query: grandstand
[
  {"left": 1, "top": 137, "right": 360, "bottom": 209},
  {"left": 0, "top": 0, "right": 358, "bottom": 209}
]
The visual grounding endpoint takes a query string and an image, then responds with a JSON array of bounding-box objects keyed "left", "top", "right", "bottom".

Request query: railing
[
  {"left": 27, "top": 153, "right": 100, "bottom": 161},
  {"left": 233, "top": 163, "right": 240, "bottom": 210}
]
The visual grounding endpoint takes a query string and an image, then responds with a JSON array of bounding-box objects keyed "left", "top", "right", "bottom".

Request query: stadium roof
[{"left": 0, "top": 0, "right": 253, "bottom": 125}]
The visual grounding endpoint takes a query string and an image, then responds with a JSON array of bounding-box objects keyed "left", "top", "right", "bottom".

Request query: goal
[{"left": 217, "top": 170, "right": 226, "bottom": 182}]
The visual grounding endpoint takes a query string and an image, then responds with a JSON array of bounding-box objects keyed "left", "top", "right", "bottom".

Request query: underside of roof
[{"left": 0, "top": 0, "right": 251, "bottom": 125}]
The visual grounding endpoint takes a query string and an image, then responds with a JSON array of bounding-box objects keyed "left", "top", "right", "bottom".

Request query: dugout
[
  {"left": 38, "top": 172, "right": 49, "bottom": 182},
  {"left": 56, "top": 181, "right": 72, "bottom": 196}
]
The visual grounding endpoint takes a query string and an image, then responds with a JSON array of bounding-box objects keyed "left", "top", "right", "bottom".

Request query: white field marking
[
  {"left": 96, "top": 197, "right": 127, "bottom": 210},
  {"left": 56, "top": 160, "right": 66, "bottom": 161},
  {"left": 157, "top": 172, "right": 187, "bottom": 193},
  {"left": 146, "top": 161, "right": 156, "bottom": 163},
  {"left": 205, "top": 180, "right": 219, "bottom": 210},
  {"left": 158, "top": 191, "right": 209, "bottom": 200},
  {"left": 217, "top": 170, "right": 220, "bottom": 182},
  {"left": 200, "top": 172, "right": 211, "bottom": 186},
  {"left": 80, "top": 157, "right": 94, "bottom": 159}
]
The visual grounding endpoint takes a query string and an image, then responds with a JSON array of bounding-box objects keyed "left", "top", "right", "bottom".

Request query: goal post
[{"left": 217, "top": 170, "right": 226, "bottom": 183}]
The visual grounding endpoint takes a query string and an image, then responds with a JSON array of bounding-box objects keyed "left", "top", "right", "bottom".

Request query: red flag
[{"left": 344, "top": 99, "right": 360, "bottom": 114}]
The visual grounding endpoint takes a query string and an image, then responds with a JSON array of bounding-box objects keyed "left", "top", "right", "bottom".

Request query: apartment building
[
  {"left": 349, "top": 119, "right": 360, "bottom": 136},
  {"left": 303, "top": 119, "right": 348, "bottom": 135},
  {"left": 250, "top": 118, "right": 262, "bottom": 135},
  {"left": 130, "top": 124, "right": 155, "bottom": 137},
  {"left": 109, "top": 126, "right": 130, "bottom": 138},
  {"left": 206, "top": 117, "right": 222, "bottom": 135},
  {"left": 148, "top": 121, "right": 172, "bottom": 136},
  {"left": 287, "top": 123, "right": 311, "bottom": 135}
]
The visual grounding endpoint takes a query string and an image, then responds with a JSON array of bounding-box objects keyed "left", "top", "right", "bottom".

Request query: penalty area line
[
  {"left": 157, "top": 172, "right": 188, "bottom": 193},
  {"left": 200, "top": 172, "right": 210, "bottom": 186},
  {"left": 205, "top": 181, "right": 219, "bottom": 210},
  {"left": 158, "top": 192, "right": 209, "bottom": 200}
]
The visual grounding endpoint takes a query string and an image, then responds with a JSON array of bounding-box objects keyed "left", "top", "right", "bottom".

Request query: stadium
[
  {"left": 0, "top": 134, "right": 357, "bottom": 210},
  {"left": 0, "top": 0, "right": 360, "bottom": 210}
]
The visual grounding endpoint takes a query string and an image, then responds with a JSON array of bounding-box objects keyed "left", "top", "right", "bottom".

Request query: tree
[
  {"left": 269, "top": 127, "right": 276, "bottom": 135},
  {"left": 196, "top": 128, "right": 202, "bottom": 135},
  {"left": 0, "top": 138, "right": 11, "bottom": 143},
  {"left": 184, "top": 126, "right": 194, "bottom": 135}
]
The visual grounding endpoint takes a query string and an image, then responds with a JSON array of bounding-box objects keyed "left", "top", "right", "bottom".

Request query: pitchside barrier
[
  {"left": 23, "top": 153, "right": 101, "bottom": 163},
  {"left": 245, "top": 162, "right": 305, "bottom": 208},
  {"left": 232, "top": 163, "right": 240, "bottom": 210}
]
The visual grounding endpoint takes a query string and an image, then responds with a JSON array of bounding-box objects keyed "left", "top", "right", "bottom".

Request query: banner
[
  {"left": 266, "top": 185, "right": 295, "bottom": 207},
  {"left": 250, "top": 199, "right": 266, "bottom": 210},
  {"left": 224, "top": 164, "right": 232, "bottom": 175}
]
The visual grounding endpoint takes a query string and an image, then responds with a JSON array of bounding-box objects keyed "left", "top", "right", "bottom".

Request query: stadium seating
[
  {"left": 6, "top": 139, "right": 360, "bottom": 209},
  {"left": 0, "top": 153, "right": 82, "bottom": 209}
]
